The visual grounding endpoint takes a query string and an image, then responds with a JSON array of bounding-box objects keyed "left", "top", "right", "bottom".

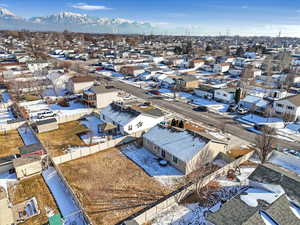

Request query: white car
[
  {"left": 37, "top": 111, "right": 56, "bottom": 119},
  {"left": 237, "top": 107, "right": 248, "bottom": 115}
]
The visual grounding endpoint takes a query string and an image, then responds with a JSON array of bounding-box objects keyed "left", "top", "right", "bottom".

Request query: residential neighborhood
[{"left": 0, "top": 15, "right": 300, "bottom": 225}]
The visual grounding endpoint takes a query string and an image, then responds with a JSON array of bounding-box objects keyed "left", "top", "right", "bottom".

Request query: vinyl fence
[{"left": 53, "top": 130, "right": 145, "bottom": 164}]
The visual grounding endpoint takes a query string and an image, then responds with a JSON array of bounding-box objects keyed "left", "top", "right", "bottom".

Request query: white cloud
[
  {"left": 241, "top": 6, "right": 249, "bottom": 9},
  {"left": 71, "top": 3, "right": 112, "bottom": 11},
  {"left": 0, "top": 3, "right": 8, "bottom": 7}
]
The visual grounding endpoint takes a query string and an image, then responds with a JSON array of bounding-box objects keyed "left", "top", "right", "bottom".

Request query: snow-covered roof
[{"left": 144, "top": 125, "right": 208, "bottom": 162}]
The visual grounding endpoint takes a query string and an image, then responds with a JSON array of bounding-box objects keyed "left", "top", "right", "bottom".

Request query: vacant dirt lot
[
  {"left": 38, "top": 121, "right": 87, "bottom": 156},
  {"left": 8, "top": 175, "right": 59, "bottom": 225},
  {"left": 60, "top": 148, "right": 170, "bottom": 225},
  {"left": 0, "top": 130, "right": 23, "bottom": 158}
]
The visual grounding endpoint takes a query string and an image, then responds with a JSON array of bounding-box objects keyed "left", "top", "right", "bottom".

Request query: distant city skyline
[{"left": 1, "top": 0, "right": 300, "bottom": 36}]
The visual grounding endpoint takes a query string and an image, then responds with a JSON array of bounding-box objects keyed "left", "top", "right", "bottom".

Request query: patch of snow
[
  {"left": 0, "top": 172, "right": 17, "bottom": 192},
  {"left": 191, "top": 98, "right": 229, "bottom": 112},
  {"left": 18, "top": 126, "right": 39, "bottom": 145},
  {"left": 290, "top": 202, "right": 300, "bottom": 219},
  {"left": 122, "top": 144, "right": 183, "bottom": 187},
  {"left": 241, "top": 114, "right": 283, "bottom": 126},
  {"left": 240, "top": 188, "right": 280, "bottom": 207},
  {"left": 0, "top": 108, "right": 15, "bottom": 124},
  {"left": 151, "top": 203, "right": 208, "bottom": 225},
  {"left": 42, "top": 167, "right": 87, "bottom": 225},
  {"left": 268, "top": 152, "right": 300, "bottom": 175},
  {"left": 260, "top": 211, "right": 278, "bottom": 225}
]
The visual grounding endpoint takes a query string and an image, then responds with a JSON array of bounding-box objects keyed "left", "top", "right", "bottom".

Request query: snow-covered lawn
[
  {"left": 43, "top": 167, "right": 87, "bottom": 225},
  {"left": 49, "top": 101, "right": 91, "bottom": 117},
  {"left": 268, "top": 153, "right": 300, "bottom": 176},
  {"left": 122, "top": 144, "right": 183, "bottom": 187},
  {"left": 0, "top": 171, "right": 17, "bottom": 192},
  {"left": 79, "top": 115, "right": 122, "bottom": 144},
  {"left": 0, "top": 108, "right": 15, "bottom": 124},
  {"left": 239, "top": 114, "right": 283, "bottom": 126},
  {"left": 191, "top": 98, "right": 229, "bottom": 112},
  {"left": 151, "top": 203, "right": 208, "bottom": 225},
  {"left": 18, "top": 126, "right": 39, "bottom": 145}
]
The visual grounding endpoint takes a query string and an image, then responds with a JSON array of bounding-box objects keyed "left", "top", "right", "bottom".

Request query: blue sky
[{"left": 2, "top": 0, "right": 300, "bottom": 36}]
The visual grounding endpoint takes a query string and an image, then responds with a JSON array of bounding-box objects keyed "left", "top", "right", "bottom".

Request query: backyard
[
  {"left": 0, "top": 130, "right": 23, "bottom": 158},
  {"left": 38, "top": 121, "right": 88, "bottom": 156},
  {"left": 59, "top": 147, "right": 170, "bottom": 225},
  {"left": 8, "top": 175, "right": 59, "bottom": 225}
]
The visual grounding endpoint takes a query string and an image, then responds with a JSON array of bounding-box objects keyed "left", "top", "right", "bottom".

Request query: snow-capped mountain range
[{"left": 0, "top": 8, "right": 155, "bottom": 34}]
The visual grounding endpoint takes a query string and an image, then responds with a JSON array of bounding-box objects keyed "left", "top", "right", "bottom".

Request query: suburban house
[
  {"left": 119, "top": 65, "right": 145, "bottom": 77},
  {"left": 26, "top": 60, "right": 49, "bottom": 72},
  {"left": 66, "top": 76, "right": 95, "bottom": 94},
  {"left": 194, "top": 84, "right": 216, "bottom": 99},
  {"left": 175, "top": 75, "right": 199, "bottom": 90},
  {"left": 206, "top": 189, "right": 298, "bottom": 225},
  {"left": 83, "top": 86, "right": 120, "bottom": 109},
  {"left": 214, "top": 88, "right": 236, "bottom": 104},
  {"left": 273, "top": 94, "right": 300, "bottom": 121},
  {"left": 190, "top": 59, "right": 205, "bottom": 68},
  {"left": 213, "top": 63, "right": 230, "bottom": 73},
  {"left": 206, "top": 152, "right": 300, "bottom": 225},
  {"left": 143, "top": 125, "right": 228, "bottom": 174},
  {"left": 239, "top": 95, "right": 269, "bottom": 114},
  {"left": 100, "top": 102, "right": 165, "bottom": 135}
]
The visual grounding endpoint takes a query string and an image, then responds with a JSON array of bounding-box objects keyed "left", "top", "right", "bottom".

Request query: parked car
[
  {"left": 193, "top": 106, "right": 208, "bottom": 112},
  {"left": 237, "top": 107, "right": 248, "bottom": 115},
  {"left": 37, "top": 111, "right": 56, "bottom": 119}
]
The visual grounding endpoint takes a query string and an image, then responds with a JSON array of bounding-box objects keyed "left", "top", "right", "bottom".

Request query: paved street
[{"left": 97, "top": 75, "right": 300, "bottom": 151}]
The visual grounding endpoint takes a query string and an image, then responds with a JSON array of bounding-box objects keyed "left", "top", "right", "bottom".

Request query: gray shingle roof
[{"left": 248, "top": 164, "right": 300, "bottom": 204}]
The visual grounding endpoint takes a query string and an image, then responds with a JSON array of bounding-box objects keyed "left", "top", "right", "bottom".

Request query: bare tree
[
  {"left": 264, "top": 104, "right": 275, "bottom": 123},
  {"left": 283, "top": 73, "right": 295, "bottom": 89},
  {"left": 279, "top": 52, "right": 291, "bottom": 73},
  {"left": 249, "top": 104, "right": 257, "bottom": 118},
  {"left": 255, "top": 126, "right": 276, "bottom": 163},
  {"left": 263, "top": 56, "right": 273, "bottom": 76}
]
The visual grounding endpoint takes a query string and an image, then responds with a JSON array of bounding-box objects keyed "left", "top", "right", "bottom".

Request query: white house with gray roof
[
  {"left": 100, "top": 103, "right": 165, "bottom": 135},
  {"left": 143, "top": 125, "right": 228, "bottom": 174}
]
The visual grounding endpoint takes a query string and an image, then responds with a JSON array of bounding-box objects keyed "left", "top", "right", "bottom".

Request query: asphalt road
[{"left": 98, "top": 75, "right": 300, "bottom": 151}]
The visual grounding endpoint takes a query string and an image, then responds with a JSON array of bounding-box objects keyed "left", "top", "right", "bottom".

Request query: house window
[
  {"left": 276, "top": 103, "right": 283, "bottom": 108},
  {"left": 275, "top": 111, "right": 282, "bottom": 115},
  {"left": 136, "top": 121, "right": 143, "bottom": 128},
  {"left": 223, "top": 94, "right": 227, "bottom": 97},
  {"left": 128, "top": 125, "right": 133, "bottom": 131},
  {"left": 161, "top": 150, "right": 165, "bottom": 158},
  {"left": 287, "top": 106, "right": 294, "bottom": 110},
  {"left": 102, "top": 115, "right": 105, "bottom": 120},
  {"left": 173, "top": 156, "right": 178, "bottom": 164}
]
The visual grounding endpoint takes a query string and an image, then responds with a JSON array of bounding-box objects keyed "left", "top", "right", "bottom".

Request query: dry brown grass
[
  {"left": 228, "top": 147, "right": 254, "bottom": 159},
  {"left": 8, "top": 175, "right": 59, "bottom": 225},
  {"left": 60, "top": 148, "right": 170, "bottom": 225},
  {"left": 38, "top": 121, "right": 87, "bottom": 156},
  {"left": 184, "top": 122, "right": 205, "bottom": 133},
  {"left": 0, "top": 130, "right": 23, "bottom": 158}
]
